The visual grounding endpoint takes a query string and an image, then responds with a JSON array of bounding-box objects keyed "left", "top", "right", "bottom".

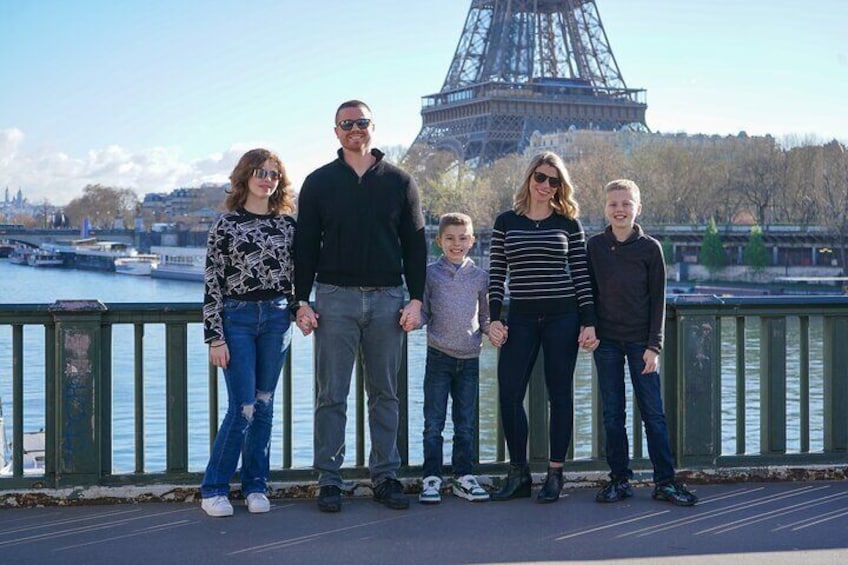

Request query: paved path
[{"left": 2, "top": 481, "right": 847, "bottom": 564}]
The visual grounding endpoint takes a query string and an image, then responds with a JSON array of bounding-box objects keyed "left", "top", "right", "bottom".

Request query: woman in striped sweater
[{"left": 488, "top": 151, "right": 597, "bottom": 504}]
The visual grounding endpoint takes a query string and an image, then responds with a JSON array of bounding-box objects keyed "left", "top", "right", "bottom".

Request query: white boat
[
  {"left": 0, "top": 399, "right": 45, "bottom": 476},
  {"left": 7, "top": 244, "right": 34, "bottom": 265},
  {"left": 115, "top": 254, "right": 160, "bottom": 276},
  {"left": 26, "top": 249, "right": 65, "bottom": 267},
  {"left": 150, "top": 246, "right": 206, "bottom": 282}
]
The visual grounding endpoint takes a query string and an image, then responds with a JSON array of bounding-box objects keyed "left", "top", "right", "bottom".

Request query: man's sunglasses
[
  {"left": 532, "top": 171, "right": 562, "bottom": 188},
  {"left": 252, "top": 168, "right": 283, "bottom": 182},
  {"left": 337, "top": 118, "right": 373, "bottom": 131}
]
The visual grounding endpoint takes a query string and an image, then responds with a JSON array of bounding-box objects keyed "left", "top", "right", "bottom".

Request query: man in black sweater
[
  {"left": 294, "top": 100, "right": 426, "bottom": 513},
  {"left": 587, "top": 179, "right": 698, "bottom": 507}
]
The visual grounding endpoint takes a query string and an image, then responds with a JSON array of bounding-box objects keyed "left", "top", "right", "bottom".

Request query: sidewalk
[{"left": 2, "top": 480, "right": 847, "bottom": 564}]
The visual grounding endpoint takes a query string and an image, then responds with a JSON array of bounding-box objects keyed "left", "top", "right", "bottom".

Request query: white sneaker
[
  {"left": 201, "top": 495, "right": 233, "bottom": 517},
  {"left": 246, "top": 492, "right": 271, "bottom": 513},
  {"left": 419, "top": 476, "right": 442, "bottom": 504},
  {"left": 452, "top": 474, "right": 490, "bottom": 501}
]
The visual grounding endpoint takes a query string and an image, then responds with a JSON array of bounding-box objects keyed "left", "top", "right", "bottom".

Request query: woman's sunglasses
[{"left": 532, "top": 171, "right": 562, "bottom": 188}]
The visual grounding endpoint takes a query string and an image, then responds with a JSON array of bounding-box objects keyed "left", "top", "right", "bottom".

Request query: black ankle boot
[
  {"left": 536, "top": 466, "right": 564, "bottom": 503},
  {"left": 492, "top": 463, "right": 531, "bottom": 501}
]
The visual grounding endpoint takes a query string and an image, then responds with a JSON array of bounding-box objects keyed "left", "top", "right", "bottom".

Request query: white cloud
[{"left": 1, "top": 129, "right": 235, "bottom": 206}]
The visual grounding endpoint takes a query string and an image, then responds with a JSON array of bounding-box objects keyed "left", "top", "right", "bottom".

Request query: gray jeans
[{"left": 312, "top": 283, "right": 405, "bottom": 487}]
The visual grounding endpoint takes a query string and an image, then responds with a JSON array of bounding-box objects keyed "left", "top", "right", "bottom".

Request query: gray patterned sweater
[
  {"left": 421, "top": 256, "right": 490, "bottom": 359},
  {"left": 203, "top": 209, "right": 296, "bottom": 343}
]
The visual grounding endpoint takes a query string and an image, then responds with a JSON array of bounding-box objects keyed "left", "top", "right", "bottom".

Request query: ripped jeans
[{"left": 201, "top": 297, "right": 291, "bottom": 498}]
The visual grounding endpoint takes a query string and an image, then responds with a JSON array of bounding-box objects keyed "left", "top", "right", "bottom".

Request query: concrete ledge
[{"left": 3, "top": 465, "right": 846, "bottom": 508}]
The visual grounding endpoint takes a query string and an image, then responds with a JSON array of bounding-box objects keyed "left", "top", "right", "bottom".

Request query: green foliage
[
  {"left": 699, "top": 218, "right": 727, "bottom": 273},
  {"left": 661, "top": 236, "right": 674, "bottom": 264},
  {"left": 743, "top": 225, "right": 769, "bottom": 271}
]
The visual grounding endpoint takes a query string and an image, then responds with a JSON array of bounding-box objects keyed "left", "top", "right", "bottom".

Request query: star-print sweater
[{"left": 202, "top": 208, "right": 296, "bottom": 343}]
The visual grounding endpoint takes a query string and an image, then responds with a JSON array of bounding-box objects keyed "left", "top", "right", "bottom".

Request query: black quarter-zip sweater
[
  {"left": 586, "top": 224, "right": 666, "bottom": 352},
  {"left": 294, "top": 148, "right": 427, "bottom": 301}
]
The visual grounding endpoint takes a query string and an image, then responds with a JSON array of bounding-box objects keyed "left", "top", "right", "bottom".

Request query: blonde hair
[
  {"left": 513, "top": 151, "right": 579, "bottom": 219},
  {"left": 604, "top": 179, "right": 641, "bottom": 203}
]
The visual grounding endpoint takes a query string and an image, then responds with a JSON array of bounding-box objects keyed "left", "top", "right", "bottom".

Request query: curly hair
[
  {"left": 225, "top": 148, "right": 295, "bottom": 215},
  {"left": 512, "top": 151, "right": 579, "bottom": 219}
]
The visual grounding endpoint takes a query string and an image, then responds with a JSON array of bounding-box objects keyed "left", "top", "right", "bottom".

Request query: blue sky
[{"left": 1, "top": 0, "right": 846, "bottom": 206}]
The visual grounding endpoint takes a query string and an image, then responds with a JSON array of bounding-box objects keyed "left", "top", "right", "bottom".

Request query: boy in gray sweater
[{"left": 419, "top": 213, "right": 491, "bottom": 504}]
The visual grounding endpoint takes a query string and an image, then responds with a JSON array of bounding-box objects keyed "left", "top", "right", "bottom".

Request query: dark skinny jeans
[{"left": 497, "top": 311, "right": 580, "bottom": 465}]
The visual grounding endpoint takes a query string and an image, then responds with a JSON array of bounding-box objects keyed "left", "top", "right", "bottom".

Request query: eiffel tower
[{"left": 409, "top": 0, "right": 647, "bottom": 164}]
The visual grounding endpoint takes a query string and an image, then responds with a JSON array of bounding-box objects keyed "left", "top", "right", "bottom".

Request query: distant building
[{"left": 526, "top": 128, "right": 768, "bottom": 160}]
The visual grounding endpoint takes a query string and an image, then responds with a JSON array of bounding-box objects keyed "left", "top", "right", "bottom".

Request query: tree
[
  {"left": 661, "top": 236, "right": 674, "bottom": 265},
  {"left": 64, "top": 184, "right": 139, "bottom": 229},
  {"left": 743, "top": 225, "right": 768, "bottom": 271},
  {"left": 699, "top": 218, "right": 727, "bottom": 274},
  {"left": 818, "top": 141, "right": 848, "bottom": 272}
]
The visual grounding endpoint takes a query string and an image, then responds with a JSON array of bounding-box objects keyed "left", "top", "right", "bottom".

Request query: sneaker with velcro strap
[{"left": 419, "top": 475, "right": 442, "bottom": 504}]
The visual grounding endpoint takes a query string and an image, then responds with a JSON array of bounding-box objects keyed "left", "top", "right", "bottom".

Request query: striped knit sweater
[{"left": 488, "top": 210, "right": 596, "bottom": 326}]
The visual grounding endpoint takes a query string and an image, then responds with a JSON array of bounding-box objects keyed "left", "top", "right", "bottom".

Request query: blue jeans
[
  {"left": 422, "top": 347, "right": 479, "bottom": 478},
  {"left": 312, "top": 284, "right": 405, "bottom": 487},
  {"left": 201, "top": 297, "right": 291, "bottom": 498},
  {"left": 594, "top": 340, "right": 675, "bottom": 484},
  {"left": 497, "top": 311, "right": 580, "bottom": 464}
]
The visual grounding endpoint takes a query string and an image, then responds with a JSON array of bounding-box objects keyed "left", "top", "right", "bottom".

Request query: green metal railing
[{"left": 1, "top": 296, "right": 847, "bottom": 492}]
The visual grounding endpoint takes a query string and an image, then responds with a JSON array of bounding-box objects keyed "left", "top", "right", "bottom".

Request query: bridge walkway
[{"left": 2, "top": 480, "right": 847, "bottom": 564}]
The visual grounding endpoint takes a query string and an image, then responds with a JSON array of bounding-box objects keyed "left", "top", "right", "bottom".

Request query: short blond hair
[
  {"left": 438, "top": 212, "right": 474, "bottom": 236},
  {"left": 604, "top": 179, "right": 641, "bottom": 203}
]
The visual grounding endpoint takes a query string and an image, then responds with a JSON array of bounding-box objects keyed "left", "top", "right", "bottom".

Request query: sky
[{"left": 1, "top": 0, "right": 846, "bottom": 206}]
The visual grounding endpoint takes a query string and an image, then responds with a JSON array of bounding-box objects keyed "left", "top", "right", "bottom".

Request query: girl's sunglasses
[{"left": 252, "top": 169, "right": 282, "bottom": 182}]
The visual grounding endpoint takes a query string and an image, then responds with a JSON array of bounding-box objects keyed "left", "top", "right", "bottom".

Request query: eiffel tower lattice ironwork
[{"left": 409, "top": 0, "right": 648, "bottom": 164}]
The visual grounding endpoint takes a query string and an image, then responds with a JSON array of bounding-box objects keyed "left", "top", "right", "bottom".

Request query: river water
[{"left": 0, "top": 260, "right": 826, "bottom": 474}]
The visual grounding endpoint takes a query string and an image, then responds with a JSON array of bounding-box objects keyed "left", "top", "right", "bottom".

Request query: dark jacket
[
  {"left": 587, "top": 224, "right": 665, "bottom": 352},
  {"left": 294, "top": 148, "right": 427, "bottom": 301}
]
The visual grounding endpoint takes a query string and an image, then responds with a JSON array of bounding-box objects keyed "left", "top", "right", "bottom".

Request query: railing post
[
  {"left": 165, "top": 322, "right": 188, "bottom": 473},
  {"left": 48, "top": 300, "right": 108, "bottom": 487},
  {"left": 675, "top": 301, "right": 721, "bottom": 468},
  {"left": 823, "top": 315, "right": 848, "bottom": 453},
  {"left": 760, "top": 317, "right": 787, "bottom": 454}
]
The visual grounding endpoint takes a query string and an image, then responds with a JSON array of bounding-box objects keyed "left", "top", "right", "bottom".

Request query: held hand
[
  {"left": 488, "top": 321, "right": 508, "bottom": 348},
  {"left": 399, "top": 300, "right": 422, "bottom": 332},
  {"left": 579, "top": 326, "right": 598, "bottom": 351},
  {"left": 295, "top": 304, "right": 319, "bottom": 336},
  {"left": 209, "top": 342, "right": 230, "bottom": 369},
  {"left": 642, "top": 349, "right": 659, "bottom": 374}
]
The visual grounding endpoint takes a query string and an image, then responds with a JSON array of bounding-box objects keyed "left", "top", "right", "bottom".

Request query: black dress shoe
[{"left": 318, "top": 485, "right": 342, "bottom": 513}]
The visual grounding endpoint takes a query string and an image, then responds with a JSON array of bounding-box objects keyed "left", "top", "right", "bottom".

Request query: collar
[
  {"left": 437, "top": 255, "right": 474, "bottom": 273},
  {"left": 603, "top": 223, "right": 644, "bottom": 245},
  {"left": 336, "top": 147, "right": 385, "bottom": 165}
]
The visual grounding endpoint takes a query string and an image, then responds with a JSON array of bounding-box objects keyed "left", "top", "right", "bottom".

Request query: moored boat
[
  {"left": 150, "top": 246, "right": 206, "bottom": 282},
  {"left": 114, "top": 254, "right": 160, "bottom": 276},
  {"left": 7, "top": 244, "right": 36, "bottom": 265},
  {"left": 0, "top": 399, "right": 45, "bottom": 476},
  {"left": 26, "top": 249, "right": 65, "bottom": 267}
]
